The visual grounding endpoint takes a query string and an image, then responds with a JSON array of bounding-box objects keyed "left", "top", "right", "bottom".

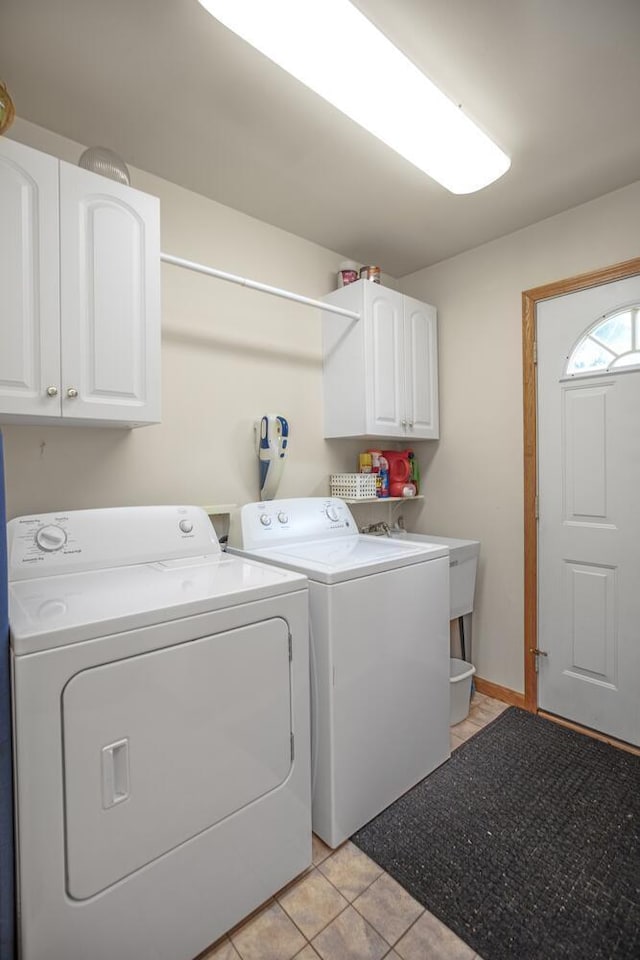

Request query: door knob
[
  {"left": 46, "top": 385, "right": 58, "bottom": 397},
  {"left": 66, "top": 387, "right": 78, "bottom": 399}
]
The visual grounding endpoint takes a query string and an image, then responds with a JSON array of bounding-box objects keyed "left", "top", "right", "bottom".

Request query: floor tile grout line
[
  {"left": 225, "top": 701, "right": 503, "bottom": 960},
  {"left": 316, "top": 849, "right": 384, "bottom": 902},
  {"left": 349, "top": 891, "right": 425, "bottom": 950},
  {"left": 277, "top": 887, "right": 352, "bottom": 948}
]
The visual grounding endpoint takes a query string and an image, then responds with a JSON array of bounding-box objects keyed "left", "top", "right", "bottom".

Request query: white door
[
  {"left": 59, "top": 161, "right": 161, "bottom": 424},
  {"left": 0, "top": 137, "right": 61, "bottom": 419},
  {"left": 537, "top": 274, "right": 640, "bottom": 746},
  {"left": 403, "top": 295, "right": 439, "bottom": 439},
  {"left": 63, "top": 618, "right": 292, "bottom": 899},
  {"left": 366, "top": 283, "right": 405, "bottom": 437}
]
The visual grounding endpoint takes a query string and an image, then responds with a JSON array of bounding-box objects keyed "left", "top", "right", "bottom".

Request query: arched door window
[{"left": 565, "top": 304, "right": 640, "bottom": 376}]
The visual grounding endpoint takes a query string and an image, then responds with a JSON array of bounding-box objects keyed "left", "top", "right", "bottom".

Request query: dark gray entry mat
[{"left": 352, "top": 708, "right": 640, "bottom": 960}]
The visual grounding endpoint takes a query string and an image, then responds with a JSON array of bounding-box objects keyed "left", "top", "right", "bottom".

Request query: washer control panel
[
  {"left": 229, "top": 497, "right": 356, "bottom": 550},
  {"left": 8, "top": 505, "right": 219, "bottom": 581}
]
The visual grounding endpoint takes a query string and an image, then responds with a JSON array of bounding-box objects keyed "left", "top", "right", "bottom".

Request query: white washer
[
  {"left": 8, "top": 506, "right": 311, "bottom": 960},
  {"left": 228, "top": 497, "right": 450, "bottom": 848}
]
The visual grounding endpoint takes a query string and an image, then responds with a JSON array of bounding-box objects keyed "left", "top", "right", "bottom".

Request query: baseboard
[
  {"left": 474, "top": 676, "right": 527, "bottom": 709},
  {"left": 537, "top": 711, "right": 640, "bottom": 757}
]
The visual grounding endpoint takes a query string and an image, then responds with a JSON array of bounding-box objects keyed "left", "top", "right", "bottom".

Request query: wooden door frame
[{"left": 522, "top": 256, "right": 640, "bottom": 712}]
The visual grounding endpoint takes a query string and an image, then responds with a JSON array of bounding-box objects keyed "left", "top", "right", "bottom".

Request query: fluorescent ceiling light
[{"left": 198, "top": 0, "right": 510, "bottom": 194}]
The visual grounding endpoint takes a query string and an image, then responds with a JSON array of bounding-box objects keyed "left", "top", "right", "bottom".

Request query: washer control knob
[
  {"left": 260, "top": 514, "right": 272, "bottom": 527},
  {"left": 35, "top": 524, "right": 67, "bottom": 552},
  {"left": 326, "top": 505, "right": 339, "bottom": 522},
  {"left": 277, "top": 512, "right": 288, "bottom": 524},
  {"left": 179, "top": 519, "right": 194, "bottom": 534}
]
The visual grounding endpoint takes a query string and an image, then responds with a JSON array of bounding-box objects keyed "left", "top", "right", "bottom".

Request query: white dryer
[
  {"left": 228, "top": 497, "right": 450, "bottom": 849},
  {"left": 8, "top": 506, "right": 310, "bottom": 960}
]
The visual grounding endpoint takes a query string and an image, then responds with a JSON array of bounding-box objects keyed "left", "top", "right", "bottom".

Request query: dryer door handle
[{"left": 101, "top": 738, "right": 130, "bottom": 809}]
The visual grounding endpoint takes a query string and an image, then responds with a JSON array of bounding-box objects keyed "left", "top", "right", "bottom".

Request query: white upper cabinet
[
  {"left": 0, "top": 138, "right": 61, "bottom": 420},
  {"left": 0, "top": 137, "right": 161, "bottom": 427},
  {"left": 322, "top": 280, "right": 439, "bottom": 440}
]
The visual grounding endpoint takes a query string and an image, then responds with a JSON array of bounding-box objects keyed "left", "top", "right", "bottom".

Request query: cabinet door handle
[
  {"left": 408, "top": 421, "right": 414, "bottom": 428},
  {"left": 66, "top": 387, "right": 79, "bottom": 399},
  {"left": 46, "top": 386, "right": 58, "bottom": 397},
  {"left": 401, "top": 419, "right": 407, "bottom": 427}
]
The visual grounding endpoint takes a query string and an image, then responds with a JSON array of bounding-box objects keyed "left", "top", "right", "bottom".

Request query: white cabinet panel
[
  {"left": 322, "top": 280, "right": 439, "bottom": 440},
  {"left": 0, "top": 138, "right": 160, "bottom": 427},
  {"left": 0, "top": 137, "right": 61, "bottom": 418},
  {"left": 368, "top": 285, "right": 404, "bottom": 436},
  {"left": 60, "top": 163, "right": 161, "bottom": 424},
  {"left": 404, "top": 295, "right": 439, "bottom": 439}
]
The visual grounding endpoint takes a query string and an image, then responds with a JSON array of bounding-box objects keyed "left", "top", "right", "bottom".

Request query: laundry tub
[
  {"left": 450, "top": 658, "right": 476, "bottom": 725},
  {"left": 385, "top": 532, "right": 480, "bottom": 660}
]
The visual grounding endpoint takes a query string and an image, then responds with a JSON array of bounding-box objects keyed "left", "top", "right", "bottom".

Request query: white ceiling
[{"left": 2, "top": 0, "right": 640, "bottom": 277}]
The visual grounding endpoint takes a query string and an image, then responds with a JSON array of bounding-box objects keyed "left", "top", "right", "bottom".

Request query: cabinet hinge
[
  {"left": 533, "top": 341, "right": 538, "bottom": 365},
  {"left": 288, "top": 633, "right": 293, "bottom": 661},
  {"left": 290, "top": 732, "right": 295, "bottom": 762},
  {"left": 535, "top": 495, "right": 539, "bottom": 519}
]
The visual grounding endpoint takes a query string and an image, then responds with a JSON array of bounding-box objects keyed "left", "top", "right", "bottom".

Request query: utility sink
[{"left": 388, "top": 532, "right": 480, "bottom": 620}]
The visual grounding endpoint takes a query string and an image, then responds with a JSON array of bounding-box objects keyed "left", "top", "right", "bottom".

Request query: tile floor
[{"left": 200, "top": 692, "right": 509, "bottom": 960}]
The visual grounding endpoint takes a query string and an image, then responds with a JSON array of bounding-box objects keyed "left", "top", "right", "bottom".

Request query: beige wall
[
  {"left": 2, "top": 119, "right": 365, "bottom": 522},
  {"left": 400, "top": 181, "right": 640, "bottom": 693},
  {"left": 5, "top": 120, "right": 640, "bottom": 696}
]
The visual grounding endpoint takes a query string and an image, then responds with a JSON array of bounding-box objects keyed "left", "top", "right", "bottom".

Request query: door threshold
[{"left": 538, "top": 710, "right": 640, "bottom": 756}]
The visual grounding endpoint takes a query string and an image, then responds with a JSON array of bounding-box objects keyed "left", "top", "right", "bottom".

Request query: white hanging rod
[{"left": 160, "top": 252, "right": 361, "bottom": 320}]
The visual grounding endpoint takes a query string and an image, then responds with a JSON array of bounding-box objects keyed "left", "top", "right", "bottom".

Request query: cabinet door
[
  {"left": 365, "top": 283, "right": 405, "bottom": 437},
  {"left": 59, "top": 163, "right": 161, "bottom": 425},
  {"left": 403, "top": 295, "right": 439, "bottom": 439},
  {"left": 0, "top": 138, "right": 61, "bottom": 419}
]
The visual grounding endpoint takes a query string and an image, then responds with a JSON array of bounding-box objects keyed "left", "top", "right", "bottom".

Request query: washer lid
[
  {"left": 231, "top": 534, "right": 448, "bottom": 584},
  {"left": 9, "top": 553, "right": 306, "bottom": 655}
]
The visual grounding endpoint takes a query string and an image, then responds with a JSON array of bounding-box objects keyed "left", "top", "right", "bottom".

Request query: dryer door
[{"left": 62, "top": 617, "right": 292, "bottom": 899}]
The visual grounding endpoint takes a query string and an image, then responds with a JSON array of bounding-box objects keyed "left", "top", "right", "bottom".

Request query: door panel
[
  {"left": 537, "top": 275, "right": 640, "bottom": 745},
  {"left": 563, "top": 385, "right": 609, "bottom": 519},
  {"left": 563, "top": 560, "right": 616, "bottom": 684},
  {"left": 59, "top": 161, "right": 160, "bottom": 423},
  {"left": 366, "top": 284, "right": 404, "bottom": 436},
  {"left": 0, "top": 138, "right": 61, "bottom": 417},
  {"left": 62, "top": 618, "right": 292, "bottom": 899},
  {"left": 404, "top": 296, "right": 439, "bottom": 439}
]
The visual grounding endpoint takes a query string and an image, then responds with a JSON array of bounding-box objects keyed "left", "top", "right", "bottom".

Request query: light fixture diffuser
[{"left": 198, "top": 0, "right": 510, "bottom": 194}]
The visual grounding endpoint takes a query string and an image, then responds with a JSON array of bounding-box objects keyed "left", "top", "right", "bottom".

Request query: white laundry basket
[{"left": 449, "top": 658, "right": 476, "bottom": 725}]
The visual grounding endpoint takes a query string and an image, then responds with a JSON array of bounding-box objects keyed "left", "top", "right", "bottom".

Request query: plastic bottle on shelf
[
  {"left": 408, "top": 450, "right": 420, "bottom": 494},
  {"left": 378, "top": 456, "right": 390, "bottom": 497}
]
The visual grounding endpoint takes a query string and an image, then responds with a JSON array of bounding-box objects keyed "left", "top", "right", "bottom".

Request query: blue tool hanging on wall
[{"left": 256, "top": 415, "right": 288, "bottom": 501}]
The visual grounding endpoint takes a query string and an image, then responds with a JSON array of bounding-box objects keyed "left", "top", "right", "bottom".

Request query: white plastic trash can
[{"left": 449, "top": 658, "right": 476, "bottom": 725}]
